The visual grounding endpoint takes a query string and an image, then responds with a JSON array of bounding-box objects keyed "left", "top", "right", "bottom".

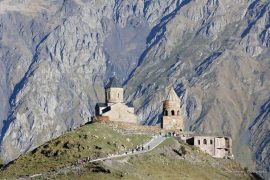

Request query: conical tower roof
[
  {"left": 165, "top": 87, "right": 180, "bottom": 101},
  {"left": 105, "top": 77, "right": 122, "bottom": 89}
]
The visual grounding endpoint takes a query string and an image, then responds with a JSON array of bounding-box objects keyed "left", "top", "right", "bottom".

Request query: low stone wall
[
  {"left": 92, "top": 116, "right": 109, "bottom": 123},
  {"left": 105, "top": 121, "right": 161, "bottom": 135}
]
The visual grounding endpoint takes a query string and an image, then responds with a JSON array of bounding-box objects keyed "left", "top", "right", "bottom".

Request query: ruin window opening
[
  {"left": 210, "top": 140, "right": 213, "bottom": 144},
  {"left": 198, "top": 140, "right": 200, "bottom": 145},
  {"left": 171, "top": 110, "right": 175, "bottom": 116},
  {"left": 225, "top": 138, "right": 230, "bottom": 147},
  {"left": 203, "top": 139, "right": 207, "bottom": 144}
]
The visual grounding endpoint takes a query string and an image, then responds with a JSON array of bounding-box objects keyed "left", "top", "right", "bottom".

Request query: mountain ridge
[{"left": 0, "top": 0, "right": 269, "bottom": 179}]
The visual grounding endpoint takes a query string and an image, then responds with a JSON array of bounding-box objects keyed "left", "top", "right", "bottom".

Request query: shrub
[
  {"left": 180, "top": 146, "right": 187, "bottom": 155},
  {"left": 41, "top": 149, "right": 53, "bottom": 157},
  {"left": 31, "top": 148, "right": 38, "bottom": 154},
  {"left": 54, "top": 140, "right": 61, "bottom": 146},
  {"left": 0, "top": 159, "right": 3, "bottom": 168},
  {"left": 160, "top": 153, "right": 166, "bottom": 156},
  {"left": 63, "top": 141, "right": 74, "bottom": 149}
]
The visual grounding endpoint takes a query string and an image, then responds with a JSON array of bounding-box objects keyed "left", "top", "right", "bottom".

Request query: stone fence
[{"left": 105, "top": 121, "right": 161, "bottom": 135}]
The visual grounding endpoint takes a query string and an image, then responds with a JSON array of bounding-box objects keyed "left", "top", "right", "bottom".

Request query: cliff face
[{"left": 0, "top": 0, "right": 269, "bottom": 179}]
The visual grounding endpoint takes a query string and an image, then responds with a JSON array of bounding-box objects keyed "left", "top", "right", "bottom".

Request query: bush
[
  {"left": 63, "top": 141, "right": 74, "bottom": 149},
  {"left": 160, "top": 153, "right": 166, "bottom": 156},
  {"left": 0, "top": 159, "right": 4, "bottom": 168},
  {"left": 54, "top": 140, "right": 61, "bottom": 146},
  {"left": 41, "top": 149, "right": 53, "bottom": 157},
  {"left": 180, "top": 146, "right": 187, "bottom": 155}
]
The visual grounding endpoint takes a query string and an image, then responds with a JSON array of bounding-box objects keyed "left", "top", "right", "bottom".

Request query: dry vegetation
[
  {"left": 0, "top": 123, "right": 150, "bottom": 179},
  {"left": 46, "top": 138, "right": 254, "bottom": 180},
  {"left": 0, "top": 123, "right": 256, "bottom": 180}
]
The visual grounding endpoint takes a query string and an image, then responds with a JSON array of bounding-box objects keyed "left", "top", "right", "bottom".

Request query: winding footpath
[
  {"left": 28, "top": 135, "right": 167, "bottom": 178},
  {"left": 89, "top": 135, "right": 167, "bottom": 163}
]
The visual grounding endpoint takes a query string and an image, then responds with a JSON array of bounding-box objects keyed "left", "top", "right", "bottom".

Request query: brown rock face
[{"left": 0, "top": 0, "right": 269, "bottom": 179}]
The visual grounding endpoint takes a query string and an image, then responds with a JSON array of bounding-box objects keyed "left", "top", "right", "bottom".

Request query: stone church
[
  {"left": 94, "top": 80, "right": 233, "bottom": 159},
  {"left": 161, "top": 87, "right": 185, "bottom": 131},
  {"left": 95, "top": 77, "right": 138, "bottom": 124}
]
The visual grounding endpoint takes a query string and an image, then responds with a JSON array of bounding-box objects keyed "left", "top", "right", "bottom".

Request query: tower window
[
  {"left": 171, "top": 110, "right": 175, "bottom": 116},
  {"left": 198, "top": 140, "right": 200, "bottom": 145},
  {"left": 164, "top": 110, "right": 168, "bottom": 116},
  {"left": 203, "top": 139, "right": 207, "bottom": 145},
  {"left": 210, "top": 140, "right": 213, "bottom": 144}
]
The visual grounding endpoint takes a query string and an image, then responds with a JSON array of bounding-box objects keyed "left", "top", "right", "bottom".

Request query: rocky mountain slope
[{"left": 0, "top": 0, "right": 269, "bottom": 179}]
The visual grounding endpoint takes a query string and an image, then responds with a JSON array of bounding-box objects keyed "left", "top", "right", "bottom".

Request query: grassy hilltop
[
  {"left": 50, "top": 138, "right": 255, "bottom": 180},
  {"left": 0, "top": 123, "right": 256, "bottom": 180},
  {"left": 0, "top": 123, "right": 149, "bottom": 179}
]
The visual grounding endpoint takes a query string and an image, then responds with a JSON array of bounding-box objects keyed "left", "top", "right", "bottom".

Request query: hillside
[
  {"left": 0, "top": 0, "right": 269, "bottom": 179},
  {"left": 0, "top": 123, "right": 150, "bottom": 179},
  {"left": 47, "top": 138, "right": 256, "bottom": 180},
  {"left": 0, "top": 123, "right": 257, "bottom": 180}
]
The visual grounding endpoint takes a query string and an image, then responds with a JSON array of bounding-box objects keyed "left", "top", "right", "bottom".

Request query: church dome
[{"left": 165, "top": 87, "right": 180, "bottom": 101}]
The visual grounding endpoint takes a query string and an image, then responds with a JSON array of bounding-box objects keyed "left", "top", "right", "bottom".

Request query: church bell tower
[
  {"left": 161, "top": 86, "right": 184, "bottom": 131},
  {"left": 105, "top": 77, "right": 124, "bottom": 105}
]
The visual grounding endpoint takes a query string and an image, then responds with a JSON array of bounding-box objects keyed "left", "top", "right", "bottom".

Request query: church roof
[
  {"left": 105, "top": 77, "right": 122, "bottom": 88},
  {"left": 165, "top": 87, "right": 180, "bottom": 101},
  {"left": 96, "top": 103, "right": 107, "bottom": 107}
]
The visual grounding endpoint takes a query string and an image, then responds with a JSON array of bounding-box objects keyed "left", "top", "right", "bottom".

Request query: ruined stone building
[
  {"left": 185, "top": 135, "right": 233, "bottom": 159},
  {"left": 95, "top": 77, "right": 138, "bottom": 124},
  {"left": 159, "top": 87, "right": 233, "bottom": 159},
  {"left": 161, "top": 87, "right": 185, "bottom": 131}
]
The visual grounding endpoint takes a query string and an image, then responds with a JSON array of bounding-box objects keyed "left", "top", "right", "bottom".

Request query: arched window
[
  {"left": 198, "top": 140, "right": 200, "bottom": 145},
  {"left": 177, "top": 110, "right": 180, "bottom": 116},
  {"left": 210, "top": 140, "right": 213, "bottom": 145},
  {"left": 203, "top": 139, "right": 207, "bottom": 145},
  {"left": 171, "top": 110, "right": 175, "bottom": 116},
  {"left": 164, "top": 110, "right": 168, "bottom": 116}
]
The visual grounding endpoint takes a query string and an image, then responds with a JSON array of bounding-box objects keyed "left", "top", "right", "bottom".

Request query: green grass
[
  {"left": 45, "top": 138, "right": 253, "bottom": 180},
  {"left": 0, "top": 123, "right": 150, "bottom": 179},
  {"left": 0, "top": 127, "right": 254, "bottom": 180},
  {"left": 157, "top": 137, "right": 175, "bottom": 147}
]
